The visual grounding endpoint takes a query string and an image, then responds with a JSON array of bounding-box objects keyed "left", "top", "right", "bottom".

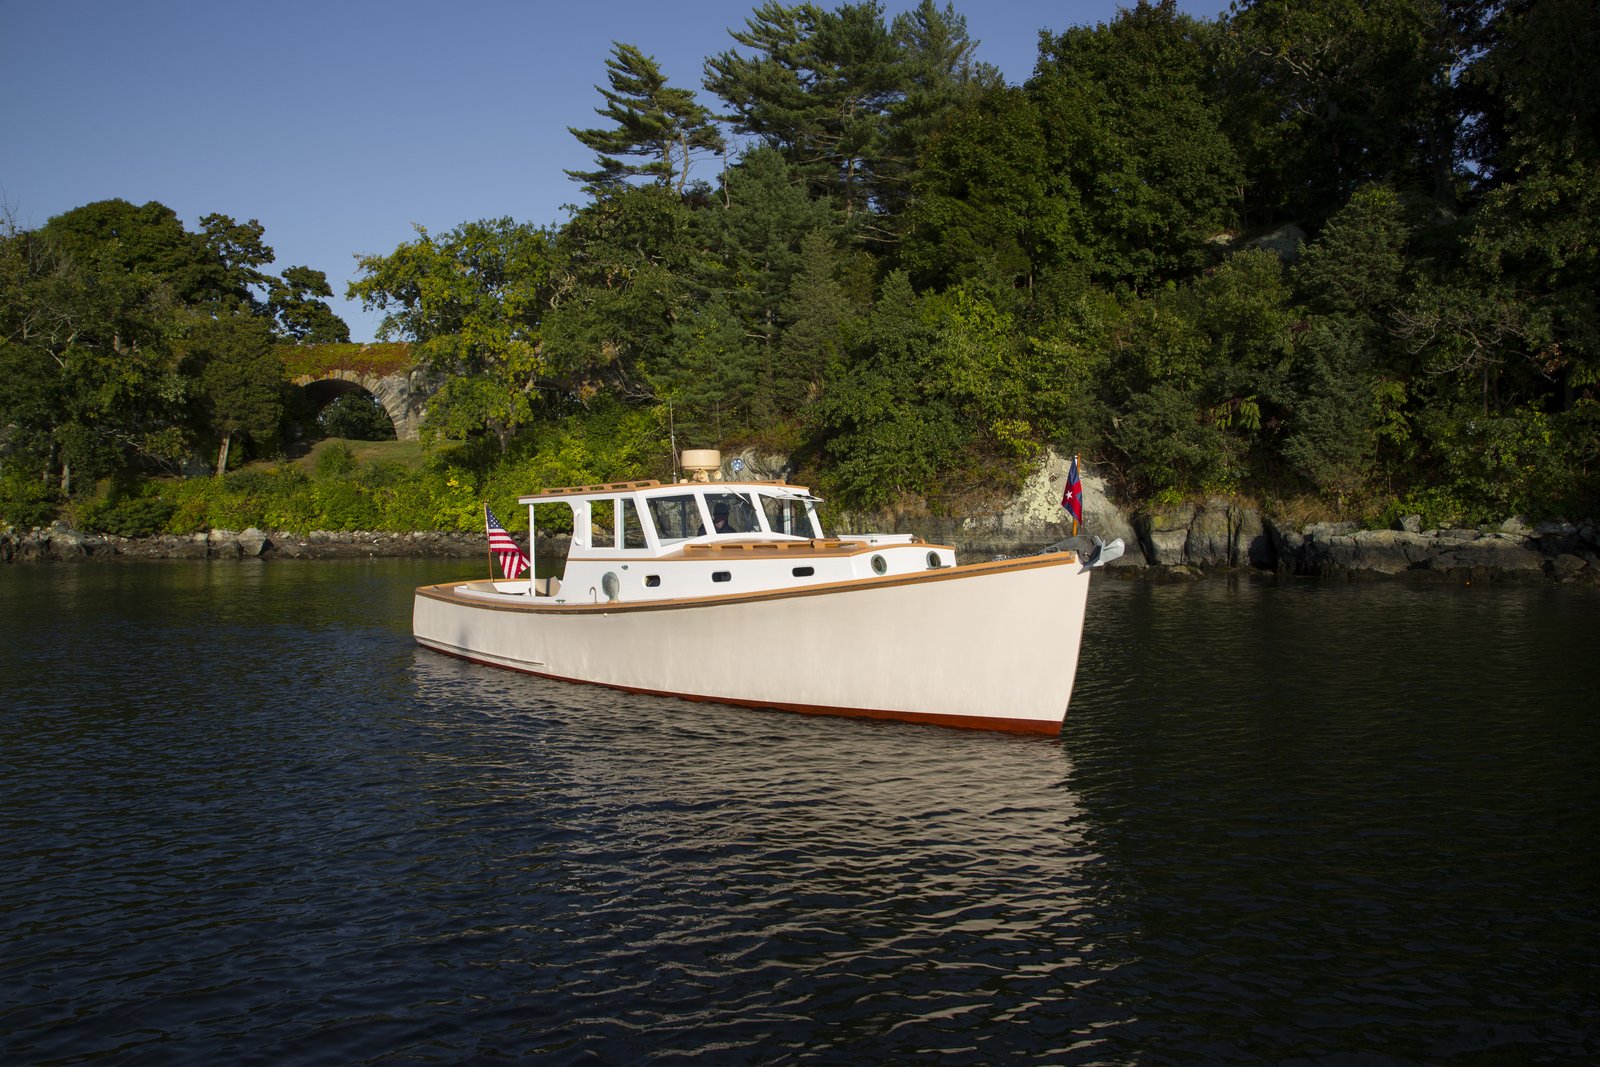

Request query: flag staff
[
  {"left": 483, "top": 501, "right": 494, "bottom": 580},
  {"left": 1073, "top": 454, "right": 1080, "bottom": 537}
]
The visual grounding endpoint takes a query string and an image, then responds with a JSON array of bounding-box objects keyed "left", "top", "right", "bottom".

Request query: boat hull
[{"left": 413, "top": 553, "right": 1091, "bottom": 734}]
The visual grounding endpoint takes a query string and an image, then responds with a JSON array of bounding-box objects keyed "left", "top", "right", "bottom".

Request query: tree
[
  {"left": 268, "top": 265, "right": 351, "bottom": 342},
  {"left": 655, "top": 295, "right": 763, "bottom": 444},
  {"left": 1102, "top": 249, "right": 1296, "bottom": 493},
  {"left": 1460, "top": 0, "right": 1600, "bottom": 408},
  {"left": 900, "top": 84, "right": 1067, "bottom": 289},
  {"left": 568, "top": 42, "right": 725, "bottom": 195},
  {"left": 1217, "top": 0, "right": 1475, "bottom": 227},
  {"left": 687, "top": 146, "right": 845, "bottom": 425},
  {"left": 1030, "top": 0, "right": 1242, "bottom": 288},
  {"left": 777, "top": 229, "right": 860, "bottom": 414},
  {"left": 706, "top": 1, "right": 983, "bottom": 231},
  {"left": 813, "top": 271, "right": 964, "bottom": 506},
  {"left": 348, "top": 218, "right": 553, "bottom": 452},
  {"left": 541, "top": 186, "right": 699, "bottom": 403},
  {"left": 1286, "top": 186, "right": 1417, "bottom": 495},
  {"left": 25, "top": 205, "right": 196, "bottom": 490},
  {"left": 182, "top": 311, "right": 284, "bottom": 476}
]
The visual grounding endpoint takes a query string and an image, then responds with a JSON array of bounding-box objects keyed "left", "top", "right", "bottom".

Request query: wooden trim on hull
[
  {"left": 415, "top": 549, "right": 1080, "bottom": 615},
  {"left": 415, "top": 638, "right": 1064, "bottom": 736}
]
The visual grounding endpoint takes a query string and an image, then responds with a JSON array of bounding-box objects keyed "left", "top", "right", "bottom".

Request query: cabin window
[
  {"left": 712, "top": 571, "right": 732, "bottom": 583},
  {"left": 926, "top": 552, "right": 943, "bottom": 569},
  {"left": 702, "top": 492, "right": 759, "bottom": 535},
  {"left": 762, "top": 496, "right": 820, "bottom": 538},
  {"left": 792, "top": 566, "right": 815, "bottom": 577},
  {"left": 644, "top": 575, "right": 661, "bottom": 587},
  {"left": 870, "top": 554, "right": 888, "bottom": 575},
  {"left": 619, "top": 499, "right": 648, "bottom": 549},
  {"left": 648, "top": 494, "right": 703, "bottom": 543}
]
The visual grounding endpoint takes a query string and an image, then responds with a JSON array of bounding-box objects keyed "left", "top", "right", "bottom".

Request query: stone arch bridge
[{"left": 281, "top": 342, "right": 437, "bottom": 440}]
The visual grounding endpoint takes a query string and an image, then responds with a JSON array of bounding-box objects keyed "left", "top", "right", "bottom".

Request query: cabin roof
[{"left": 518, "top": 480, "right": 813, "bottom": 506}]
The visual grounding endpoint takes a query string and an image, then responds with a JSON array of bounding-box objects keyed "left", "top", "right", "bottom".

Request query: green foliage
[
  {"left": 1031, "top": 1, "right": 1242, "bottom": 286},
  {"left": 315, "top": 440, "right": 358, "bottom": 477},
  {"left": 349, "top": 217, "right": 554, "bottom": 451},
  {"left": 0, "top": 471, "right": 63, "bottom": 529},
  {"left": 1216, "top": 0, "right": 1466, "bottom": 227},
  {"left": 1416, "top": 400, "right": 1600, "bottom": 523},
  {"left": 277, "top": 342, "right": 414, "bottom": 379},
  {"left": 567, "top": 42, "right": 725, "bottom": 195},
  {"left": 268, "top": 265, "right": 350, "bottom": 343},
  {"left": 7, "top": 0, "right": 1598, "bottom": 533},
  {"left": 705, "top": 0, "right": 988, "bottom": 226},
  {"left": 901, "top": 85, "right": 1061, "bottom": 289},
  {"left": 318, "top": 395, "right": 396, "bottom": 441},
  {"left": 78, "top": 488, "right": 176, "bottom": 538}
]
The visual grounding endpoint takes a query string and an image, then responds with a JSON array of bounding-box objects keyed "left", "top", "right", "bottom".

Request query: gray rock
[
  {"left": 724, "top": 448, "right": 796, "bottom": 483},
  {"left": 49, "top": 531, "right": 88, "bottom": 559},
  {"left": 1136, "top": 505, "right": 1194, "bottom": 567},
  {"left": 1237, "top": 507, "right": 1275, "bottom": 568},
  {"left": 238, "top": 528, "right": 270, "bottom": 556},
  {"left": 1185, "top": 502, "right": 1234, "bottom": 566},
  {"left": 1549, "top": 554, "right": 1591, "bottom": 582},
  {"left": 1423, "top": 535, "right": 1549, "bottom": 577}
]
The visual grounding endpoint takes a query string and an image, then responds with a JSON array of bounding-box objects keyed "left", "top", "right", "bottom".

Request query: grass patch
[{"left": 252, "top": 438, "right": 429, "bottom": 473}]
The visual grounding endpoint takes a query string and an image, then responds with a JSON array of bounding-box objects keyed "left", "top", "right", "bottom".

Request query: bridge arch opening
[{"left": 298, "top": 378, "right": 398, "bottom": 441}]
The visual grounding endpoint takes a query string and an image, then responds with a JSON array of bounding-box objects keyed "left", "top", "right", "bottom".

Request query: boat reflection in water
[{"left": 403, "top": 649, "right": 1134, "bottom": 1059}]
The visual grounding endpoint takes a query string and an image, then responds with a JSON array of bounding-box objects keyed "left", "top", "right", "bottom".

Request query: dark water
[{"left": 1, "top": 560, "right": 1596, "bottom": 1065}]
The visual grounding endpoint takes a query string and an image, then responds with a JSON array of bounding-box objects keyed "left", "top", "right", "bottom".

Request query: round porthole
[
  {"left": 601, "top": 571, "right": 621, "bottom": 600},
  {"left": 926, "top": 551, "right": 943, "bottom": 569},
  {"left": 870, "top": 554, "right": 888, "bottom": 575}
]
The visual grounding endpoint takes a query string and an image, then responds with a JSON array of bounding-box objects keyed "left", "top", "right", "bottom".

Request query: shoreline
[{"left": 4, "top": 518, "right": 1596, "bottom": 586}]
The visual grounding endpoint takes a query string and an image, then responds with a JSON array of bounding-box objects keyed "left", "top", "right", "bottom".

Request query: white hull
[{"left": 414, "top": 553, "right": 1092, "bottom": 734}]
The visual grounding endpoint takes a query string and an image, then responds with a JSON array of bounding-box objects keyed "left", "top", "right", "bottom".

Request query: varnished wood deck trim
[{"left": 415, "top": 550, "right": 1080, "bottom": 615}]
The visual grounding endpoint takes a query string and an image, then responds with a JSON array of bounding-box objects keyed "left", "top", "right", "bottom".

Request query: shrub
[
  {"left": 0, "top": 472, "right": 63, "bottom": 529},
  {"left": 78, "top": 493, "right": 176, "bottom": 537},
  {"left": 315, "top": 440, "right": 357, "bottom": 477}
]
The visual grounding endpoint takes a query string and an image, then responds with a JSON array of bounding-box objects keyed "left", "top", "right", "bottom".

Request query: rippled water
[{"left": 1, "top": 561, "right": 1595, "bottom": 1065}]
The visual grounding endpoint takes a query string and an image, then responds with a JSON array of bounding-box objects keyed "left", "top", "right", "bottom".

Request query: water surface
[{"left": 2, "top": 561, "right": 1595, "bottom": 1064}]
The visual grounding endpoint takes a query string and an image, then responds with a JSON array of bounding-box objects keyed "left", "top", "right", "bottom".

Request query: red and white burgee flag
[
  {"left": 485, "top": 505, "right": 530, "bottom": 579},
  {"left": 1061, "top": 455, "right": 1083, "bottom": 525}
]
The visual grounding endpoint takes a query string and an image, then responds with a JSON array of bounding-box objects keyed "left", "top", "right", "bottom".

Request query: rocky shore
[
  {"left": 4, "top": 450, "right": 1596, "bottom": 585},
  {"left": 841, "top": 452, "right": 1600, "bottom": 586},
  {"left": 0, "top": 526, "right": 489, "bottom": 563}
]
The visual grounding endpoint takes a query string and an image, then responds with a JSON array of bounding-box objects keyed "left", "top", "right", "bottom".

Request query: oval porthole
[
  {"left": 792, "top": 566, "right": 815, "bottom": 577},
  {"left": 926, "top": 551, "right": 943, "bottom": 569},
  {"left": 712, "top": 571, "right": 732, "bottom": 583},
  {"left": 601, "top": 571, "right": 621, "bottom": 600},
  {"left": 644, "top": 575, "right": 661, "bottom": 587},
  {"left": 870, "top": 554, "right": 888, "bottom": 575}
]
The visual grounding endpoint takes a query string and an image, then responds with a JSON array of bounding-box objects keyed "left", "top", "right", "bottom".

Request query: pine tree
[{"left": 568, "top": 43, "right": 725, "bottom": 195}]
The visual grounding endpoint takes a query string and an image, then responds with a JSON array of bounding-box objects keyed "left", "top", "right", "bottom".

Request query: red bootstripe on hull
[{"left": 417, "top": 641, "right": 1064, "bottom": 736}]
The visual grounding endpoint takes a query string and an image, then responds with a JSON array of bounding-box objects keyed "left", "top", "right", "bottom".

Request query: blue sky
[{"left": 2, "top": 0, "right": 1218, "bottom": 342}]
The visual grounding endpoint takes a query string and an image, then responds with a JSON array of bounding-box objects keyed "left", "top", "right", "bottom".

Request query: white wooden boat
[{"left": 413, "top": 457, "right": 1121, "bottom": 734}]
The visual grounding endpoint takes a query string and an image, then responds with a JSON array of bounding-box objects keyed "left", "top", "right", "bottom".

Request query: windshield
[
  {"left": 702, "top": 492, "right": 759, "bottom": 535},
  {"left": 760, "top": 494, "right": 822, "bottom": 538}
]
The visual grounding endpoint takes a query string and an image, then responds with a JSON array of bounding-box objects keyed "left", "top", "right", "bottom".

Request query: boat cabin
[{"left": 485, "top": 479, "right": 957, "bottom": 606}]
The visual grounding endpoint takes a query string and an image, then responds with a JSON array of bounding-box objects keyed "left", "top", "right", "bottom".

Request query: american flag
[{"left": 485, "top": 505, "right": 529, "bottom": 579}]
